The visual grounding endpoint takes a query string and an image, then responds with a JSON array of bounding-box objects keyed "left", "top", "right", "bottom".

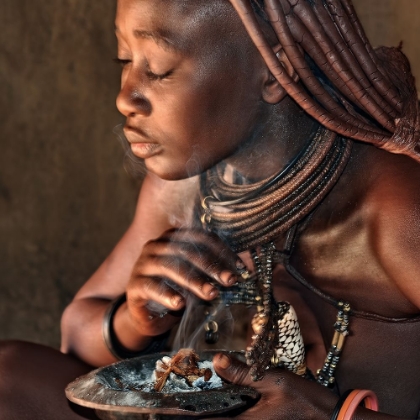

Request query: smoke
[
  {"left": 172, "top": 293, "right": 237, "bottom": 352},
  {"left": 113, "top": 125, "right": 241, "bottom": 352},
  {"left": 113, "top": 123, "right": 148, "bottom": 180},
  {"left": 185, "top": 146, "right": 202, "bottom": 179}
]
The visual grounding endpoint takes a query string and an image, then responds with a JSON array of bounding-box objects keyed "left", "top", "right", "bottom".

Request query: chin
[
  {"left": 145, "top": 156, "right": 212, "bottom": 181},
  {"left": 145, "top": 163, "right": 199, "bottom": 181}
]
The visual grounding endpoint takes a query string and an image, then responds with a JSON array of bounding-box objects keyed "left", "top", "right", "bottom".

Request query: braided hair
[{"left": 229, "top": 0, "right": 420, "bottom": 162}]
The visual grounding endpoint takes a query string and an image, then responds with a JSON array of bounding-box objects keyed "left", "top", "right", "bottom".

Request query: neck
[{"left": 223, "top": 96, "right": 318, "bottom": 182}]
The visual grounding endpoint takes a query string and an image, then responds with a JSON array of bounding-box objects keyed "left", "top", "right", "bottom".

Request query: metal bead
[{"left": 205, "top": 330, "right": 219, "bottom": 344}]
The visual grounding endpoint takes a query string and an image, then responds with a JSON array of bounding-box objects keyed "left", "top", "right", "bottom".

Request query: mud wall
[
  {"left": 354, "top": 0, "right": 420, "bottom": 92},
  {"left": 0, "top": 1, "right": 139, "bottom": 348}
]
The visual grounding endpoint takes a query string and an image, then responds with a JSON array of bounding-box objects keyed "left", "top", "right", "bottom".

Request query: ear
[{"left": 262, "top": 45, "right": 299, "bottom": 104}]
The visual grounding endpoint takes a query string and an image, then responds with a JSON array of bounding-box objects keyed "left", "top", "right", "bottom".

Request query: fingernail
[
  {"left": 237, "top": 267, "right": 250, "bottom": 280},
  {"left": 235, "top": 260, "right": 250, "bottom": 279},
  {"left": 171, "top": 296, "right": 184, "bottom": 307},
  {"left": 203, "top": 283, "right": 219, "bottom": 298},
  {"left": 236, "top": 259, "right": 246, "bottom": 270},
  {"left": 217, "top": 354, "right": 231, "bottom": 369},
  {"left": 219, "top": 270, "right": 237, "bottom": 286}
]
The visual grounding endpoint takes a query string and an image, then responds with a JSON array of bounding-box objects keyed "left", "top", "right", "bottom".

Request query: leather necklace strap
[{"left": 200, "top": 127, "right": 352, "bottom": 253}]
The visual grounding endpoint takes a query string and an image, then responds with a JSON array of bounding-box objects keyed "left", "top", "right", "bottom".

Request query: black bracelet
[
  {"left": 330, "top": 389, "right": 354, "bottom": 420},
  {"left": 103, "top": 294, "right": 169, "bottom": 360}
]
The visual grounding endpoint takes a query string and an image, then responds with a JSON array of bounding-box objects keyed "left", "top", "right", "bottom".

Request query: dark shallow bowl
[{"left": 65, "top": 350, "right": 259, "bottom": 420}]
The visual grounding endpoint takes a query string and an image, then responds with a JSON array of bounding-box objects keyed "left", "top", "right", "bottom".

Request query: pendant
[{"left": 204, "top": 320, "right": 219, "bottom": 345}]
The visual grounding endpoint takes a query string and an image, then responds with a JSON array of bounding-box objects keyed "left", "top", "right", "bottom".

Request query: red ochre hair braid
[{"left": 229, "top": 0, "right": 420, "bottom": 162}]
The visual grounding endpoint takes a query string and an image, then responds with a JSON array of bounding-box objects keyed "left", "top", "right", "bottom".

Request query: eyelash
[
  {"left": 113, "top": 58, "right": 131, "bottom": 67},
  {"left": 113, "top": 58, "right": 173, "bottom": 81}
]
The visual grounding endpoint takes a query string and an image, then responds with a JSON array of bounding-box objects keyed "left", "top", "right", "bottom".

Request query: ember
[{"left": 153, "top": 348, "right": 219, "bottom": 392}]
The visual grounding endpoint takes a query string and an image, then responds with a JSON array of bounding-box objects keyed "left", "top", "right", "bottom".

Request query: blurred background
[
  {"left": 1, "top": 1, "right": 419, "bottom": 349},
  {"left": 0, "top": 1, "right": 139, "bottom": 348}
]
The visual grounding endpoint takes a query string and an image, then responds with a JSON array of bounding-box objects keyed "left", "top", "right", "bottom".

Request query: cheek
[
  {"left": 186, "top": 72, "right": 253, "bottom": 140},
  {"left": 200, "top": 77, "right": 259, "bottom": 155},
  {"left": 152, "top": 59, "right": 260, "bottom": 169}
]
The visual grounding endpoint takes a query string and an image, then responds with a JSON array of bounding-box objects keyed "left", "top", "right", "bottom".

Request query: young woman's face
[{"left": 115, "top": 0, "right": 266, "bottom": 180}]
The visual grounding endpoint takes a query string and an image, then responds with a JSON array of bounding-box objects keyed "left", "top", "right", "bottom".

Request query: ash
[{"left": 143, "top": 360, "right": 223, "bottom": 393}]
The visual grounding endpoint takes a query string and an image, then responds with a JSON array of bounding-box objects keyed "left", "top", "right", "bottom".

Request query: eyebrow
[{"left": 115, "top": 27, "right": 180, "bottom": 53}]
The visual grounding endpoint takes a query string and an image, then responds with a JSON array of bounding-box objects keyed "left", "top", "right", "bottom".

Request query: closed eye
[
  {"left": 145, "top": 68, "right": 174, "bottom": 81},
  {"left": 113, "top": 58, "right": 174, "bottom": 81},
  {"left": 113, "top": 57, "right": 131, "bottom": 67}
]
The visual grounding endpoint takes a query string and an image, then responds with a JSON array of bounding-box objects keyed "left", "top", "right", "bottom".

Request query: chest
[
  {"left": 288, "top": 215, "right": 419, "bottom": 318},
  {"left": 271, "top": 246, "right": 420, "bottom": 418}
]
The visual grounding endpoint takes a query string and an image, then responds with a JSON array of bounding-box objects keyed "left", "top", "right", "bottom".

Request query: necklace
[
  {"left": 199, "top": 127, "right": 352, "bottom": 380},
  {"left": 200, "top": 127, "right": 352, "bottom": 253}
]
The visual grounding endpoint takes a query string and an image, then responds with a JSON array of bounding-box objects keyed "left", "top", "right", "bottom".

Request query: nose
[{"left": 116, "top": 69, "right": 152, "bottom": 117}]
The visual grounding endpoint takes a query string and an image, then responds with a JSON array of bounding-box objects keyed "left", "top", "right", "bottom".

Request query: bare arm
[
  {"left": 211, "top": 354, "right": 404, "bottom": 420},
  {"left": 370, "top": 155, "right": 420, "bottom": 311},
  {"left": 60, "top": 173, "right": 198, "bottom": 366}
]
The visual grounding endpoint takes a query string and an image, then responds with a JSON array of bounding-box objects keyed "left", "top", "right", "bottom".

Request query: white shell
[{"left": 272, "top": 304, "right": 306, "bottom": 374}]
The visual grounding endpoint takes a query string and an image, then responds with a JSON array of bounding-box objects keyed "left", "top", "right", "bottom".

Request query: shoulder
[
  {"left": 365, "top": 147, "right": 420, "bottom": 233},
  {"left": 365, "top": 148, "right": 420, "bottom": 308},
  {"left": 366, "top": 148, "right": 420, "bottom": 230}
]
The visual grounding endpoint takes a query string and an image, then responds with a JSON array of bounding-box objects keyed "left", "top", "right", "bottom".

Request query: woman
[{"left": 2, "top": 0, "right": 420, "bottom": 419}]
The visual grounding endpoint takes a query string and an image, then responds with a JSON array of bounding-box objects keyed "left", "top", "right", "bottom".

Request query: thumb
[{"left": 213, "top": 353, "right": 253, "bottom": 386}]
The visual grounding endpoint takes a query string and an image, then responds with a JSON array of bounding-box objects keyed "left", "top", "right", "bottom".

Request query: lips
[
  {"left": 124, "top": 126, "right": 162, "bottom": 159},
  {"left": 124, "top": 124, "right": 150, "bottom": 140}
]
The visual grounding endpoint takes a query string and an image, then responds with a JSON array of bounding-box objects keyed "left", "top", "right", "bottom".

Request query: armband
[
  {"left": 330, "top": 389, "right": 379, "bottom": 420},
  {"left": 102, "top": 294, "right": 169, "bottom": 360}
]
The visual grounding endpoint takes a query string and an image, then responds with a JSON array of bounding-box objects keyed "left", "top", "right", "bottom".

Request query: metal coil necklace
[{"left": 199, "top": 127, "right": 352, "bottom": 381}]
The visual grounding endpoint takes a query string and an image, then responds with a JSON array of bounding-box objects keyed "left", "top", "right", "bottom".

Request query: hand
[
  {"left": 211, "top": 353, "right": 338, "bottom": 420},
  {"left": 125, "top": 228, "right": 243, "bottom": 339}
]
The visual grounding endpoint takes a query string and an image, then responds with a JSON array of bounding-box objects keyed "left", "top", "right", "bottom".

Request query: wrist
[
  {"left": 113, "top": 296, "right": 153, "bottom": 352},
  {"left": 103, "top": 294, "right": 168, "bottom": 360}
]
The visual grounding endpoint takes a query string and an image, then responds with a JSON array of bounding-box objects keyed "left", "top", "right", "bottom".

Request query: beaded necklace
[{"left": 199, "top": 127, "right": 352, "bottom": 382}]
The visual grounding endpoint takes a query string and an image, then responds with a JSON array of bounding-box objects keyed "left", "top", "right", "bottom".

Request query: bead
[
  {"left": 316, "top": 302, "right": 351, "bottom": 387},
  {"left": 252, "top": 313, "right": 269, "bottom": 334},
  {"left": 200, "top": 195, "right": 213, "bottom": 210},
  {"left": 204, "top": 320, "right": 219, "bottom": 333},
  {"left": 205, "top": 330, "right": 219, "bottom": 344}
]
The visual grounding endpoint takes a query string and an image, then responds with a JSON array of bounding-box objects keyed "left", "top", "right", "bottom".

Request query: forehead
[{"left": 115, "top": 0, "right": 247, "bottom": 53}]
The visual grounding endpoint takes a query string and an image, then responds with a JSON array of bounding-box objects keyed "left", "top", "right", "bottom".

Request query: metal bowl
[{"left": 66, "top": 350, "right": 259, "bottom": 419}]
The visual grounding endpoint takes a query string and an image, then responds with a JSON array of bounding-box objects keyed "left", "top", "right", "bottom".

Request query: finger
[
  {"left": 128, "top": 276, "right": 187, "bottom": 311},
  {"left": 126, "top": 280, "right": 185, "bottom": 337},
  {"left": 213, "top": 353, "right": 253, "bottom": 387},
  {"left": 160, "top": 229, "right": 243, "bottom": 278},
  {"left": 138, "top": 255, "right": 224, "bottom": 301},
  {"left": 126, "top": 303, "right": 181, "bottom": 337},
  {"left": 147, "top": 238, "right": 238, "bottom": 286}
]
